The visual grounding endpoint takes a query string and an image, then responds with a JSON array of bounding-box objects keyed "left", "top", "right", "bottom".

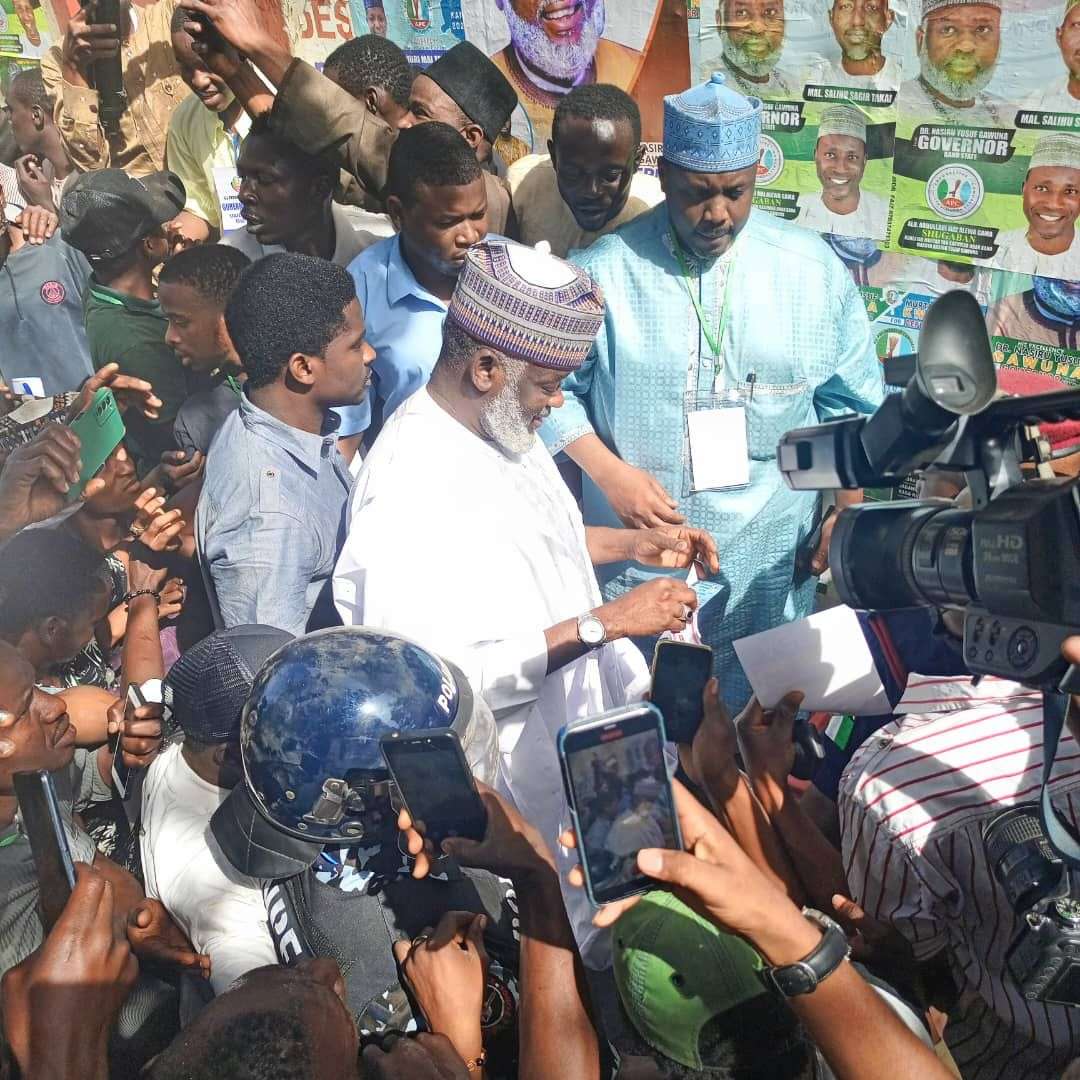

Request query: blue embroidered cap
[{"left": 663, "top": 72, "right": 762, "bottom": 173}]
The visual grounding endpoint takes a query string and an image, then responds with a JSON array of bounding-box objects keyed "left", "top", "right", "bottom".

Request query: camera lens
[
  {"left": 830, "top": 500, "right": 976, "bottom": 612},
  {"left": 984, "top": 805, "right": 1065, "bottom": 914}
]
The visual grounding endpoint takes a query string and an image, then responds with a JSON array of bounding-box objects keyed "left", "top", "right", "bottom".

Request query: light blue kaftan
[{"left": 541, "top": 204, "right": 884, "bottom": 708}]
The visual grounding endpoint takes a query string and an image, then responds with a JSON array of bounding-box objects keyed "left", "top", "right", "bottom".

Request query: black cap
[
  {"left": 211, "top": 782, "right": 324, "bottom": 879},
  {"left": 425, "top": 42, "right": 518, "bottom": 144},
  {"left": 60, "top": 169, "right": 186, "bottom": 260},
  {"left": 164, "top": 625, "right": 293, "bottom": 744}
]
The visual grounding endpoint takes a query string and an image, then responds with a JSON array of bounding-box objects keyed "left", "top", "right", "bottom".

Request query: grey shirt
[
  {"left": 0, "top": 235, "right": 95, "bottom": 396},
  {"left": 196, "top": 391, "right": 351, "bottom": 635},
  {"left": 173, "top": 377, "right": 241, "bottom": 456},
  {"left": 0, "top": 750, "right": 110, "bottom": 976}
]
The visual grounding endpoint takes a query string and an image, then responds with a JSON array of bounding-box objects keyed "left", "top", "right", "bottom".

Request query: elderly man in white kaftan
[
  {"left": 542, "top": 72, "right": 884, "bottom": 711},
  {"left": 333, "top": 240, "right": 711, "bottom": 965}
]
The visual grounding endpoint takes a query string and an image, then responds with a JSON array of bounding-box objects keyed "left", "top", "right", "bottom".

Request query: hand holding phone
[
  {"left": 558, "top": 704, "right": 682, "bottom": 906},
  {"left": 65, "top": 388, "right": 125, "bottom": 502},
  {"left": 12, "top": 771, "right": 77, "bottom": 933},
  {"left": 381, "top": 729, "right": 488, "bottom": 845},
  {"left": 649, "top": 640, "right": 713, "bottom": 744}
]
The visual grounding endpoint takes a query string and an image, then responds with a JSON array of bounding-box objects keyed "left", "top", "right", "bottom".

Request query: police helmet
[{"left": 210, "top": 626, "right": 498, "bottom": 879}]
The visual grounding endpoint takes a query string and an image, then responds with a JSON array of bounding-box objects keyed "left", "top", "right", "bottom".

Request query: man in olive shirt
[{"left": 60, "top": 169, "right": 191, "bottom": 469}]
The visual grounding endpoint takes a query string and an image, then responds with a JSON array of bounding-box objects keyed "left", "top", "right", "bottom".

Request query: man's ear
[
  {"left": 386, "top": 194, "right": 405, "bottom": 233},
  {"left": 286, "top": 351, "right": 317, "bottom": 388},
  {"left": 467, "top": 348, "right": 500, "bottom": 395},
  {"left": 31, "top": 104, "right": 47, "bottom": 132},
  {"left": 311, "top": 172, "right": 336, "bottom": 201},
  {"left": 364, "top": 86, "right": 381, "bottom": 118},
  {"left": 915, "top": 25, "right": 923, "bottom": 51},
  {"left": 39, "top": 616, "right": 64, "bottom": 651},
  {"left": 460, "top": 122, "right": 485, "bottom": 157},
  {"left": 547, "top": 137, "right": 557, "bottom": 166},
  {"left": 633, "top": 143, "right": 645, "bottom": 171}
]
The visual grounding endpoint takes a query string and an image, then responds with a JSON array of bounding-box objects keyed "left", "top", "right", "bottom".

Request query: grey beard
[
  {"left": 840, "top": 30, "right": 875, "bottom": 61},
  {"left": 722, "top": 31, "right": 782, "bottom": 78},
  {"left": 919, "top": 37, "right": 994, "bottom": 102},
  {"left": 480, "top": 361, "right": 535, "bottom": 456},
  {"left": 505, "top": 0, "right": 605, "bottom": 83}
]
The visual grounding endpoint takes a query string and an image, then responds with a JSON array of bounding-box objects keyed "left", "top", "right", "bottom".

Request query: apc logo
[
  {"left": 926, "top": 164, "right": 983, "bottom": 220},
  {"left": 756, "top": 136, "right": 784, "bottom": 186}
]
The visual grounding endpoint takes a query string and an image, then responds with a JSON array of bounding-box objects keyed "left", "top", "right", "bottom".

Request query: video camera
[
  {"left": 777, "top": 289, "right": 1080, "bottom": 1005},
  {"left": 776, "top": 289, "right": 1080, "bottom": 692}
]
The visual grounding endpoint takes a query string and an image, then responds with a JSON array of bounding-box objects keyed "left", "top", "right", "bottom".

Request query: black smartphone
[
  {"left": 558, "top": 704, "right": 682, "bottom": 906},
  {"left": 649, "top": 640, "right": 714, "bottom": 744},
  {"left": 380, "top": 729, "right": 488, "bottom": 844},
  {"left": 13, "top": 770, "right": 77, "bottom": 933}
]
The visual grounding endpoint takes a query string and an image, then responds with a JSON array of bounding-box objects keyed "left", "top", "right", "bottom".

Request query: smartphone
[
  {"left": 650, "top": 640, "right": 714, "bottom": 744},
  {"left": 380, "top": 729, "right": 488, "bottom": 844},
  {"left": 66, "top": 388, "right": 125, "bottom": 502},
  {"left": 13, "top": 770, "right": 77, "bottom": 933},
  {"left": 558, "top": 704, "right": 682, "bottom": 906}
]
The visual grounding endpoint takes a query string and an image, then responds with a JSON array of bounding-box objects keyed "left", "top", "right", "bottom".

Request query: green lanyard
[
  {"left": 669, "top": 227, "right": 736, "bottom": 378},
  {"left": 225, "top": 375, "right": 243, "bottom": 398}
]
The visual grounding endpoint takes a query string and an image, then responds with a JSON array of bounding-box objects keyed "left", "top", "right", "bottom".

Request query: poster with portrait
[
  {"left": 826, "top": 241, "right": 992, "bottom": 368},
  {"left": 986, "top": 274, "right": 1080, "bottom": 444},
  {"left": 0, "top": 0, "right": 56, "bottom": 61},
  {"left": 887, "top": 0, "right": 1080, "bottom": 282},
  {"left": 694, "top": 0, "right": 903, "bottom": 241},
  {"left": 457, "top": 0, "right": 691, "bottom": 155},
  {"left": 348, "top": 0, "right": 465, "bottom": 65}
]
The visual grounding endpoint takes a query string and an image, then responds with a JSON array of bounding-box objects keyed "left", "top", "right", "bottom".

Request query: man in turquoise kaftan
[{"left": 540, "top": 73, "right": 884, "bottom": 708}]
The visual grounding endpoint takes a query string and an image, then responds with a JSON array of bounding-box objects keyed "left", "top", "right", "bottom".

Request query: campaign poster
[
  {"left": 0, "top": 0, "right": 55, "bottom": 61},
  {"left": 888, "top": 0, "right": 1080, "bottom": 281},
  {"left": 694, "top": 0, "right": 903, "bottom": 241},
  {"left": 986, "top": 274, "right": 1080, "bottom": 445},
  {"left": 824, "top": 236, "right": 992, "bottom": 369},
  {"left": 459, "top": 0, "right": 691, "bottom": 154},
  {"left": 348, "top": 0, "right": 465, "bottom": 65}
]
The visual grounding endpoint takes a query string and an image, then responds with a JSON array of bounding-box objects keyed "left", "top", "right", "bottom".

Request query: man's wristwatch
[
  {"left": 760, "top": 908, "right": 851, "bottom": 998},
  {"left": 576, "top": 612, "right": 607, "bottom": 648}
]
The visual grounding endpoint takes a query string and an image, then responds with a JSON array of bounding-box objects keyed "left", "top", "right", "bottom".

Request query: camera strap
[{"left": 1040, "top": 689, "right": 1080, "bottom": 867}]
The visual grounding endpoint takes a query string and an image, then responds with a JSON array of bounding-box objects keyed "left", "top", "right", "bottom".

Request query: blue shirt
[
  {"left": 334, "top": 234, "right": 448, "bottom": 438},
  {"left": 541, "top": 205, "right": 883, "bottom": 709},
  {"left": 196, "top": 392, "right": 351, "bottom": 636}
]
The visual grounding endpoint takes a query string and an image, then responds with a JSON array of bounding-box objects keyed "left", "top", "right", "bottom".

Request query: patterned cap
[
  {"left": 446, "top": 240, "right": 604, "bottom": 371},
  {"left": 663, "top": 72, "right": 762, "bottom": 173},
  {"left": 922, "top": 0, "right": 1001, "bottom": 19},
  {"left": 817, "top": 104, "right": 867, "bottom": 143},
  {"left": 1029, "top": 132, "right": 1080, "bottom": 171},
  {"left": 164, "top": 625, "right": 293, "bottom": 743}
]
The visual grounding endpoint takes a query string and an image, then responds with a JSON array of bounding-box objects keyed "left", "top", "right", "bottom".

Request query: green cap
[{"left": 612, "top": 890, "right": 767, "bottom": 1070}]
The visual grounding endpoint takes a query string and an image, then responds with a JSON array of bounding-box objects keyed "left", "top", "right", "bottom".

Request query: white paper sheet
[{"left": 733, "top": 606, "right": 890, "bottom": 714}]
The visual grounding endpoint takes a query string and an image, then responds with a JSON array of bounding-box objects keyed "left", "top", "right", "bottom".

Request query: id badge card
[
  {"left": 212, "top": 166, "right": 246, "bottom": 232},
  {"left": 687, "top": 398, "right": 750, "bottom": 492}
]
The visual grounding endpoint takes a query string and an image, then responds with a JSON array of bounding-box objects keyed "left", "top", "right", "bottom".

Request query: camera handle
[{"left": 1040, "top": 667, "right": 1080, "bottom": 868}]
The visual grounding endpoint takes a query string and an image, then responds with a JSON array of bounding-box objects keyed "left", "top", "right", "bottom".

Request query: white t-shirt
[
  {"left": 991, "top": 227, "right": 1080, "bottom": 279},
  {"left": 140, "top": 742, "right": 276, "bottom": 995},
  {"left": 807, "top": 56, "right": 902, "bottom": 93},
  {"left": 222, "top": 201, "right": 393, "bottom": 268},
  {"left": 798, "top": 189, "right": 889, "bottom": 240}
]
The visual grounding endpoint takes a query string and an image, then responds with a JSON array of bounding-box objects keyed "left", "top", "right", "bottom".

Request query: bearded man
[
  {"left": 714, "top": 0, "right": 802, "bottom": 98},
  {"left": 896, "top": 0, "right": 1004, "bottom": 124},
  {"left": 332, "top": 239, "right": 716, "bottom": 963},
  {"left": 490, "top": 0, "right": 643, "bottom": 144}
]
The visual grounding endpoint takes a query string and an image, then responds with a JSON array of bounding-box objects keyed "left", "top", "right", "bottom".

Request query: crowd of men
[{"left": 0, "top": 0, "right": 1079, "bottom": 1077}]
